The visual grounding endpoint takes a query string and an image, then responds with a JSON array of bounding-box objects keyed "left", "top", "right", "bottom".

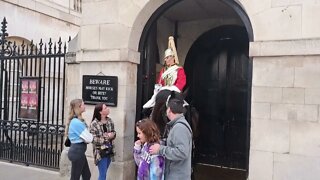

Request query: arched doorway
[{"left": 136, "top": 0, "right": 253, "bottom": 179}]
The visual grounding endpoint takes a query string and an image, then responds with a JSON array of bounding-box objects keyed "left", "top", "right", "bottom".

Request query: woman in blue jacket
[{"left": 67, "top": 99, "right": 93, "bottom": 180}]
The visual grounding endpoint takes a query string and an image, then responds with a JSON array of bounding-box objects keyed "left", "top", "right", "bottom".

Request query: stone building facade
[
  {"left": 2, "top": 0, "right": 320, "bottom": 180},
  {"left": 67, "top": 0, "right": 320, "bottom": 180},
  {"left": 0, "top": 0, "right": 80, "bottom": 43}
]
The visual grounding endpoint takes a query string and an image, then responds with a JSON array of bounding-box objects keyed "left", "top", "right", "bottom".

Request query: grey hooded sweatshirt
[{"left": 159, "top": 114, "right": 192, "bottom": 180}]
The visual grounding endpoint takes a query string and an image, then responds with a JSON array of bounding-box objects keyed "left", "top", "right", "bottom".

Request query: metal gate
[{"left": 0, "top": 18, "right": 67, "bottom": 169}]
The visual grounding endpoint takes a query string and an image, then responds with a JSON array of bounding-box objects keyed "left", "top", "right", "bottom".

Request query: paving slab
[{"left": 0, "top": 161, "right": 66, "bottom": 180}]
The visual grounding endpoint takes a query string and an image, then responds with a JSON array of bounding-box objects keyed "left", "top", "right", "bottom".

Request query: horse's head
[{"left": 155, "top": 90, "right": 184, "bottom": 105}]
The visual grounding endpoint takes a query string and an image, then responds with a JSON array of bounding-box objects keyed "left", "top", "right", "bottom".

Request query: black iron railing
[{"left": 0, "top": 17, "right": 67, "bottom": 169}]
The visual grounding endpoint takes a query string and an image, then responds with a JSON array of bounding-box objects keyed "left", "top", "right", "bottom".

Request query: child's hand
[
  {"left": 135, "top": 140, "right": 141, "bottom": 146},
  {"left": 134, "top": 140, "right": 142, "bottom": 150}
]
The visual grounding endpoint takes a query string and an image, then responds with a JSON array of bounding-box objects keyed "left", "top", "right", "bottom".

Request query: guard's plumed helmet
[
  {"left": 164, "top": 48, "right": 174, "bottom": 58},
  {"left": 164, "top": 36, "right": 179, "bottom": 64}
]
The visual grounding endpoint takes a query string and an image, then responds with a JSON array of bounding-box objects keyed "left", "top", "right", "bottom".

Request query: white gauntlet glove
[{"left": 154, "top": 84, "right": 162, "bottom": 94}]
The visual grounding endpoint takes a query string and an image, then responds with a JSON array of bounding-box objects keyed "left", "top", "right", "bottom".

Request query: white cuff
[
  {"left": 80, "top": 129, "right": 93, "bottom": 143},
  {"left": 134, "top": 143, "right": 142, "bottom": 151}
]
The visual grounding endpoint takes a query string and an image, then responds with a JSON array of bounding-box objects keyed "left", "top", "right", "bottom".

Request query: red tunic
[{"left": 157, "top": 67, "right": 186, "bottom": 91}]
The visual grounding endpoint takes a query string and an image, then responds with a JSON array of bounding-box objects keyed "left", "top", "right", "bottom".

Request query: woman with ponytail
[{"left": 67, "top": 99, "right": 93, "bottom": 180}]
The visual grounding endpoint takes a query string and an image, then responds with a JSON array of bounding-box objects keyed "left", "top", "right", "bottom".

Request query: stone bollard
[{"left": 59, "top": 147, "right": 71, "bottom": 179}]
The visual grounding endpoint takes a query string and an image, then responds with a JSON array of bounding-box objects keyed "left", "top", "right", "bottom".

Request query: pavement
[{"left": 0, "top": 160, "right": 66, "bottom": 180}]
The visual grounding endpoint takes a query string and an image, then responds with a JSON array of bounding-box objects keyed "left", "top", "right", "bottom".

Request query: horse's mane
[
  {"left": 151, "top": 90, "right": 173, "bottom": 137},
  {"left": 151, "top": 100, "right": 167, "bottom": 136}
]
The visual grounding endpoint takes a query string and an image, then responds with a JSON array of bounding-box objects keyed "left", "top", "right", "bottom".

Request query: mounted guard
[{"left": 143, "top": 36, "right": 187, "bottom": 109}]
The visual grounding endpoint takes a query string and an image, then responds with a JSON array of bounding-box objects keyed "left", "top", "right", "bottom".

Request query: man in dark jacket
[{"left": 149, "top": 96, "right": 192, "bottom": 180}]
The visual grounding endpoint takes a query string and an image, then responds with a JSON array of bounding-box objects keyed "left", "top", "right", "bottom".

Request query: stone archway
[
  {"left": 128, "top": 0, "right": 253, "bottom": 53},
  {"left": 130, "top": 0, "right": 254, "bottom": 179},
  {"left": 131, "top": 0, "right": 253, "bottom": 120}
]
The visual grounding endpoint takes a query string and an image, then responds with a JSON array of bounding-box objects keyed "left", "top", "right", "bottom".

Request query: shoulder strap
[
  {"left": 163, "top": 121, "right": 192, "bottom": 139},
  {"left": 175, "top": 121, "right": 192, "bottom": 134},
  {"left": 175, "top": 122, "right": 195, "bottom": 150}
]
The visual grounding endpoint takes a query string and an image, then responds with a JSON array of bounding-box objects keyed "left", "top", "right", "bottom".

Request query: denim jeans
[
  {"left": 97, "top": 157, "right": 111, "bottom": 180},
  {"left": 68, "top": 143, "right": 91, "bottom": 180}
]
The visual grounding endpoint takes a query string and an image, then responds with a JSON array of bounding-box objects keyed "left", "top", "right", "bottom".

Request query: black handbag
[
  {"left": 99, "top": 143, "right": 113, "bottom": 157},
  {"left": 64, "top": 137, "right": 71, "bottom": 147}
]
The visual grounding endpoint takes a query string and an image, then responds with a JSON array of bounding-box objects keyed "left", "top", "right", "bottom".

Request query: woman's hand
[{"left": 104, "top": 132, "right": 115, "bottom": 139}]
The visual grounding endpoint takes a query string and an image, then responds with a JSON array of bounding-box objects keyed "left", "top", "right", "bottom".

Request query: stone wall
[
  {"left": 241, "top": 0, "right": 320, "bottom": 40},
  {"left": 245, "top": 0, "right": 320, "bottom": 179},
  {"left": 63, "top": 0, "right": 143, "bottom": 177},
  {"left": 249, "top": 39, "right": 320, "bottom": 180},
  {"left": 0, "top": 0, "right": 80, "bottom": 43}
]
